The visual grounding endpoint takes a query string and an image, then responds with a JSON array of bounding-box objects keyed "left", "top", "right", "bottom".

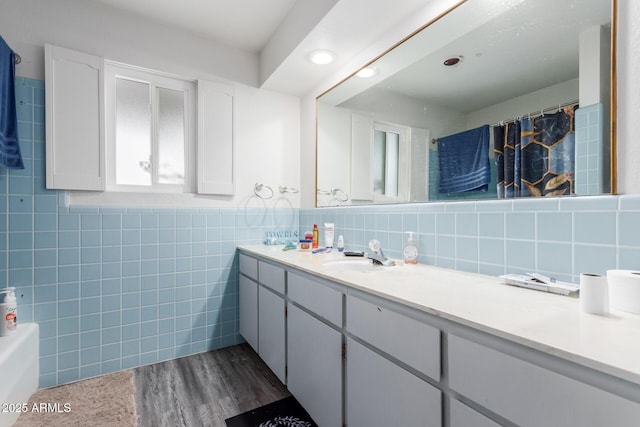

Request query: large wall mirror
[{"left": 316, "top": 0, "right": 615, "bottom": 206}]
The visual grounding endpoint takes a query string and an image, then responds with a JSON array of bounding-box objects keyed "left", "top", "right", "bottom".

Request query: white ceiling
[
  {"left": 85, "top": 0, "right": 299, "bottom": 53},
  {"left": 331, "top": 0, "right": 612, "bottom": 113},
  {"left": 82, "top": 0, "right": 434, "bottom": 96},
  {"left": 384, "top": 0, "right": 611, "bottom": 112}
]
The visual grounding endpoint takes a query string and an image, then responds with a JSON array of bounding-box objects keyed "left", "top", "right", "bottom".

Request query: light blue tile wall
[
  {"left": 302, "top": 194, "right": 640, "bottom": 283},
  {"left": 9, "top": 78, "right": 640, "bottom": 389},
  {"left": 575, "top": 103, "right": 605, "bottom": 195},
  {"left": 4, "top": 78, "right": 297, "bottom": 388}
]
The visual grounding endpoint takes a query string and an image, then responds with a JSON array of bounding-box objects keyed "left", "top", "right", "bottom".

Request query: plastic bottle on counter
[
  {"left": 312, "top": 224, "right": 319, "bottom": 249},
  {"left": 0, "top": 287, "right": 17, "bottom": 336},
  {"left": 403, "top": 231, "right": 419, "bottom": 264}
]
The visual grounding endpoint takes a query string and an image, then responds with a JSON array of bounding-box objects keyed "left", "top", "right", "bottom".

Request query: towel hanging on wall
[
  {"left": 437, "top": 125, "right": 490, "bottom": 193},
  {"left": 0, "top": 35, "right": 24, "bottom": 170}
]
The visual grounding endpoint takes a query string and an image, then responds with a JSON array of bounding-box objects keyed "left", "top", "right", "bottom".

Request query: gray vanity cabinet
[
  {"left": 238, "top": 254, "right": 286, "bottom": 384},
  {"left": 448, "top": 334, "right": 640, "bottom": 427},
  {"left": 287, "top": 272, "right": 343, "bottom": 427},
  {"left": 238, "top": 274, "right": 258, "bottom": 351},
  {"left": 345, "top": 294, "right": 442, "bottom": 427},
  {"left": 238, "top": 249, "right": 640, "bottom": 427},
  {"left": 346, "top": 337, "right": 441, "bottom": 427},
  {"left": 345, "top": 294, "right": 440, "bottom": 381},
  {"left": 257, "top": 261, "right": 286, "bottom": 384},
  {"left": 449, "top": 399, "right": 501, "bottom": 427},
  {"left": 287, "top": 304, "right": 342, "bottom": 427},
  {"left": 258, "top": 286, "right": 286, "bottom": 384},
  {"left": 238, "top": 254, "right": 258, "bottom": 351}
]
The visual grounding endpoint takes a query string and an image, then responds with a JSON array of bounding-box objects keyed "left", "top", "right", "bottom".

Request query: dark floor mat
[{"left": 224, "top": 396, "right": 318, "bottom": 427}]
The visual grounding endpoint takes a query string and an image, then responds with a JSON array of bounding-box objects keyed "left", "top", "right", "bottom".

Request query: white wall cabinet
[
  {"left": 197, "top": 80, "right": 234, "bottom": 195},
  {"left": 346, "top": 337, "right": 441, "bottom": 427},
  {"left": 287, "top": 304, "right": 342, "bottom": 427},
  {"left": 45, "top": 44, "right": 235, "bottom": 195},
  {"left": 45, "top": 44, "right": 105, "bottom": 191}
]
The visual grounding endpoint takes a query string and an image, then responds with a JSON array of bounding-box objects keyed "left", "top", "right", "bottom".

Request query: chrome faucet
[{"left": 366, "top": 240, "right": 396, "bottom": 266}]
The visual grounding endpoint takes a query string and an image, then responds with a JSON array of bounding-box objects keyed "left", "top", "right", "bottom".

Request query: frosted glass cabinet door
[
  {"left": 287, "top": 304, "right": 342, "bottom": 427},
  {"left": 258, "top": 286, "right": 286, "bottom": 384},
  {"left": 346, "top": 337, "right": 441, "bottom": 427},
  {"left": 239, "top": 275, "right": 258, "bottom": 352}
]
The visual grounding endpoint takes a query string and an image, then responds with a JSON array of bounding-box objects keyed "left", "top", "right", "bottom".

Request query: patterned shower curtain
[{"left": 494, "top": 105, "right": 576, "bottom": 198}]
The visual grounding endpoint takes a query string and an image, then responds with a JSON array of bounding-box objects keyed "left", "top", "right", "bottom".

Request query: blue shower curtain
[{"left": 494, "top": 106, "right": 576, "bottom": 198}]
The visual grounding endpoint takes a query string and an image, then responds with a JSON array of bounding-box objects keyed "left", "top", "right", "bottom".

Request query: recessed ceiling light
[
  {"left": 356, "top": 67, "right": 376, "bottom": 78},
  {"left": 309, "top": 50, "right": 334, "bottom": 65}
]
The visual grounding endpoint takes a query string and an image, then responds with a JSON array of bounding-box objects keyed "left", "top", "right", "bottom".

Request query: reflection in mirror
[{"left": 316, "top": 0, "right": 614, "bottom": 206}]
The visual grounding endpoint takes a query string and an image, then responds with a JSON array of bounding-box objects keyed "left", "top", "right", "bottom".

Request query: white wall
[
  {"left": 1, "top": 0, "right": 301, "bottom": 208},
  {"left": 0, "top": 0, "right": 256, "bottom": 85},
  {"left": 465, "top": 79, "right": 579, "bottom": 129}
]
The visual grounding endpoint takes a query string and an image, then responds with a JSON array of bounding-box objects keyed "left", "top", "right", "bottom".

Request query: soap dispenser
[{"left": 403, "top": 232, "right": 419, "bottom": 264}]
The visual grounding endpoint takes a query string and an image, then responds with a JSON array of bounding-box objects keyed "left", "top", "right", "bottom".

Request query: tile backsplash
[
  {"left": 575, "top": 103, "right": 607, "bottom": 196},
  {"left": 5, "top": 77, "right": 640, "bottom": 389},
  {"left": 301, "top": 195, "right": 640, "bottom": 282}
]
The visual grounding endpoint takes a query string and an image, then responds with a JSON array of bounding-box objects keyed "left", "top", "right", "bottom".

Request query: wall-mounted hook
[
  {"left": 330, "top": 187, "right": 349, "bottom": 202},
  {"left": 254, "top": 182, "right": 274, "bottom": 199},
  {"left": 279, "top": 185, "right": 299, "bottom": 194}
]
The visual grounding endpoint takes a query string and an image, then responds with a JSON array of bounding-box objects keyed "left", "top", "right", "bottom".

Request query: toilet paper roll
[
  {"left": 580, "top": 273, "right": 609, "bottom": 315},
  {"left": 607, "top": 270, "right": 640, "bottom": 315}
]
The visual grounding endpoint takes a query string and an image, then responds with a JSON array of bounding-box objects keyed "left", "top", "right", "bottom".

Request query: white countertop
[{"left": 238, "top": 245, "right": 640, "bottom": 387}]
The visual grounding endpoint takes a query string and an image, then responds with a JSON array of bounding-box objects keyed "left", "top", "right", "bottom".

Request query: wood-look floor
[{"left": 134, "top": 344, "right": 290, "bottom": 427}]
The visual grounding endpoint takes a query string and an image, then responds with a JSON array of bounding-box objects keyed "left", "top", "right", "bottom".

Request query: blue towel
[
  {"left": 438, "top": 125, "right": 490, "bottom": 193},
  {"left": 0, "top": 36, "right": 24, "bottom": 170}
]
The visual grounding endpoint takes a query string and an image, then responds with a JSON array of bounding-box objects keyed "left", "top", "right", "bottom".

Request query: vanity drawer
[
  {"left": 448, "top": 334, "right": 640, "bottom": 427},
  {"left": 259, "top": 261, "right": 285, "bottom": 294},
  {"left": 346, "top": 295, "right": 440, "bottom": 381},
  {"left": 239, "top": 253, "right": 258, "bottom": 281},
  {"left": 449, "top": 399, "right": 500, "bottom": 427},
  {"left": 288, "top": 272, "right": 342, "bottom": 327}
]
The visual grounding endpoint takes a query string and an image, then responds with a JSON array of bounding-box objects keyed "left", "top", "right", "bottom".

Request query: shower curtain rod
[
  {"left": 13, "top": 53, "right": 21, "bottom": 64},
  {"left": 431, "top": 99, "right": 580, "bottom": 145},
  {"left": 488, "top": 99, "right": 579, "bottom": 128}
]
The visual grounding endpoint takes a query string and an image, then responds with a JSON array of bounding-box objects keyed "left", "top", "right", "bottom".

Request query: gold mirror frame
[{"left": 315, "top": 0, "right": 617, "bottom": 207}]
